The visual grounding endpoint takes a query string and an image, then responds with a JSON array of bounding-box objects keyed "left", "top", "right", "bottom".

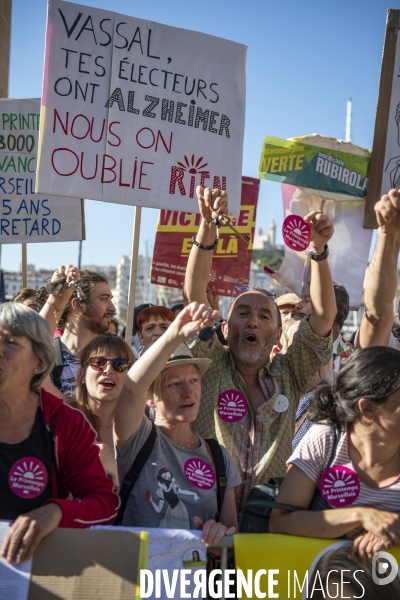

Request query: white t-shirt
[{"left": 288, "top": 423, "right": 400, "bottom": 536}]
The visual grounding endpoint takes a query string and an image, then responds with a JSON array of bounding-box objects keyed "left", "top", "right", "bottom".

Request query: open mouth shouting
[
  {"left": 243, "top": 332, "right": 259, "bottom": 344},
  {"left": 99, "top": 378, "right": 116, "bottom": 391}
]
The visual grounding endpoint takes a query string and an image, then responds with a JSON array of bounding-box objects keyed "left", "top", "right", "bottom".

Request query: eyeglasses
[
  {"left": 233, "top": 286, "right": 276, "bottom": 299},
  {"left": 85, "top": 357, "right": 131, "bottom": 373}
]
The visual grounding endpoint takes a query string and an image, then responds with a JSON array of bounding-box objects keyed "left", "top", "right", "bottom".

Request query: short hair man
[
  {"left": 357, "top": 189, "right": 400, "bottom": 349},
  {"left": 184, "top": 187, "right": 336, "bottom": 515},
  {"left": 44, "top": 270, "right": 116, "bottom": 400}
]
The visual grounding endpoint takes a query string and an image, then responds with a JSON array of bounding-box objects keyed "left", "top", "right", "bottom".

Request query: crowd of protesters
[{"left": 1, "top": 186, "right": 400, "bottom": 574}]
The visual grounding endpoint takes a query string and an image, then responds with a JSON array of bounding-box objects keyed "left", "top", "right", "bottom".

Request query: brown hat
[
  {"left": 141, "top": 342, "right": 212, "bottom": 376},
  {"left": 276, "top": 293, "right": 301, "bottom": 307}
]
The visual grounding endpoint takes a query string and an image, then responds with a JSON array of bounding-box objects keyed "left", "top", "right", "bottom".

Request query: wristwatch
[{"left": 308, "top": 244, "right": 329, "bottom": 261}]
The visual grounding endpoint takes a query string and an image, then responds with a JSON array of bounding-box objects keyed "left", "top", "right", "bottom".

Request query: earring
[{"left": 34, "top": 368, "right": 39, "bottom": 373}]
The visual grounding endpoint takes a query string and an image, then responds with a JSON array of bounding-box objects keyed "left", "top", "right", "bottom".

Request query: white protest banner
[
  {"left": 265, "top": 185, "right": 373, "bottom": 310},
  {"left": 36, "top": 0, "right": 246, "bottom": 215},
  {"left": 0, "top": 98, "right": 84, "bottom": 244}
]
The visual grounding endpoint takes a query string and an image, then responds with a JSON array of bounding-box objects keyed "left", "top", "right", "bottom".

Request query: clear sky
[{"left": 2, "top": 0, "right": 393, "bottom": 271}]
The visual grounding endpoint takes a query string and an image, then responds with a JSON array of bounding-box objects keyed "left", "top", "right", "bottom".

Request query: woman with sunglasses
[
  {"left": 75, "top": 334, "right": 133, "bottom": 447},
  {"left": 114, "top": 302, "right": 241, "bottom": 547},
  {"left": 74, "top": 334, "right": 134, "bottom": 491}
]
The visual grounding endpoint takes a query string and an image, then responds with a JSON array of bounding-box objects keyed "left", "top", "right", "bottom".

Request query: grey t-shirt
[{"left": 117, "top": 416, "right": 241, "bottom": 528}]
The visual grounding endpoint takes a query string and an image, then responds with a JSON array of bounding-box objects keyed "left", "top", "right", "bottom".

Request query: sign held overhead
[
  {"left": 0, "top": 98, "right": 84, "bottom": 244},
  {"left": 36, "top": 0, "right": 246, "bottom": 215}
]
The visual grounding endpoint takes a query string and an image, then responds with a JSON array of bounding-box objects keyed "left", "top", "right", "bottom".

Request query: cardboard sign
[
  {"left": 151, "top": 176, "right": 259, "bottom": 295},
  {"left": 267, "top": 184, "right": 373, "bottom": 310},
  {"left": 259, "top": 136, "right": 370, "bottom": 199},
  {"left": 36, "top": 0, "right": 246, "bottom": 215},
  {"left": 0, "top": 98, "right": 84, "bottom": 244},
  {"left": 365, "top": 10, "right": 400, "bottom": 227},
  {"left": 28, "top": 528, "right": 146, "bottom": 600}
]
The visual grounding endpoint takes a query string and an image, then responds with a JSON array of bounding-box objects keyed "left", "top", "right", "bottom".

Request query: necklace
[
  {"left": 100, "top": 419, "right": 115, "bottom": 429},
  {"left": 183, "top": 433, "right": 195, "bottom": 449}
]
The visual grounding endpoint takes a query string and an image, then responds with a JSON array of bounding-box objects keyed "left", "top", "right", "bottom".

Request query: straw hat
[
  {"left": 141, "top": 342, "right": 212, "bottom": 376},
  {"left": 276, "top": 293, "right": 301, "bottom": 307}
]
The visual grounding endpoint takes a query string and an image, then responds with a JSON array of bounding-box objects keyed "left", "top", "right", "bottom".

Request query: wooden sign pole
[
  {"left": 21, "top": 243, "right": 28, "bottom": 288},
  {"left": 364, "top": 9, "right": 400, "bottom": 228},
  {"left": 125, "top": 207, "right": 142, "bottom": 345}
]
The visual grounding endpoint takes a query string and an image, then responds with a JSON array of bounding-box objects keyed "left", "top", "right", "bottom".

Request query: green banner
[{"left": 259, "top": 136, "right": 370, "bottom": 198}]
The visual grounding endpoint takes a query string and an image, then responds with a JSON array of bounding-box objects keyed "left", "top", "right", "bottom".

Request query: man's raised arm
[
  {"left": 183, "top": 186, "right": 228, "bottom": 306},
  {"left": 305, "top": 211, "right": 337, "bottom": 337},
  {"left": 358, "top": 190, "right": 400, "bottom": 348}
]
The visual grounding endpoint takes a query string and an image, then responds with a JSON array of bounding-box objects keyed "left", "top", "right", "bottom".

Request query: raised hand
[
  {"left": 374, "top": 189, "right": 400, "bottom": 236},
  {"left": 47, "top": 263, "right": 81, "bottom": 304},
  {"left": 304, "top": 211, "right": 334, "bottom": 253},
  {"left": 196, "top": 186, "right": 228, "bottom": 225},
  {"left": 171, "top": 302, "right": 221, "bottom": 341}
]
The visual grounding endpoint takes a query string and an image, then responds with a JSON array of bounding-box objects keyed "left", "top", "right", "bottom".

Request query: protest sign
[
  {"left": 259, "top": 135, "right": 370, "bottom": 200},
  {"left": 234, "top": 534, "right": 400, "bottom": 599},
  {"left": 365, "top": 9, "right": 400, "bottom": 227},
  {"left": 0, "top": 98, "right": 84, "bottom": 244},
  {"left": 100, "top": 526, "right": 207, "bottom": 600},
  {"left": 36, "top": 0, "right": 246, "bottom": 216},
  {"left": 264, "top": 184, "right": 373, "bottom": 310},
  {"left": 151, "top": 176, "right": 259, "bottom": 296}
]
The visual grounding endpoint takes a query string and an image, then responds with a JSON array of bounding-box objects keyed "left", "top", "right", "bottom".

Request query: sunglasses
[
  {"left": 233, "top": 286, "right": 276, "bottom": 299},
  {"left": 85, "top": 357, "right": 131, "bottom": 373}
]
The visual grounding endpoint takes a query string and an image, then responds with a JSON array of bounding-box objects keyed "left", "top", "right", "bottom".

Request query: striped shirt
[{"left": 288, "top": 423, "right": 400, "bottom": 536}]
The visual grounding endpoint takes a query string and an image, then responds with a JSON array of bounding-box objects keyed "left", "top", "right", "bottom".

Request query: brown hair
[
  {"left": 73, "top": 333, "right": 134, "bottom": 438},
  {"left": 11, "top": 288, "right": 37, "bottom": 303},
  {"left": 58, "top": 270, "right": 108, "bottom": 328}
]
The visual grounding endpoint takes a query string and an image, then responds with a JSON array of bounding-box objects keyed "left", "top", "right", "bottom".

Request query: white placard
[
  {"left": 0, "top": 98, "right": 84, "bottom": 244},
  {"left": 382, "top": 34, "right": 400, "bottom": 195},
  {"left": 0, "top": 521, "right": 32, "bottom": 600},
  {"left": 36, "top": 0, "right": 246, "bottom": 215},
  {"left": 273, "top": 186, "right": 373, "bottom": 310}
]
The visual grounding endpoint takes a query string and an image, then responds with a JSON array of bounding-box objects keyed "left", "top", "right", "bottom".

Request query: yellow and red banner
[{"left": 151, "top": 176, "right": 259, "bottom": 296}]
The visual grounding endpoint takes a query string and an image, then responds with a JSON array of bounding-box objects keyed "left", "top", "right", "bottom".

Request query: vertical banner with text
[
  {"left": 36, "top": 0, "right": 246, "bottom": 215},
  {"left": 151, "top": 176, "right": 259, "bottom": 296},
  {"left": 0, "top": 98, "right": 84, "bottom": 244}
]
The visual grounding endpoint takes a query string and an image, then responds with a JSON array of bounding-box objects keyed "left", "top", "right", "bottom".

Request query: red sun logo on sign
[
  {"left": 169, "top": 155, "right": 227, "bottom": 198},
  {"left": 282, "top": 215, "right": 311, "bottom": 251}
]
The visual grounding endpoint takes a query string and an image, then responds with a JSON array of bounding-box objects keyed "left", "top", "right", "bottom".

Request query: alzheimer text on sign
[{"left": 36, "top": 0, "right": 246, "bottom": 215}]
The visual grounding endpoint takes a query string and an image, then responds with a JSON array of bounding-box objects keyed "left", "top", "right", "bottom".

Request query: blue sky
[{"left": 3, "top": 0, "right": 393, "bottom": 271}]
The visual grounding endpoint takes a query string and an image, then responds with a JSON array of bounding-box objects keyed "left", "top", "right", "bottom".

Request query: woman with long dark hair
[{"left": 270, "top": 347, "right": 400, "bottom": 561}]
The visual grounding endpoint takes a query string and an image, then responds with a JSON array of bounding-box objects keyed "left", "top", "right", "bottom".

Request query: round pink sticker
[
  {"left": 184, "top": 458, "right": 216, "bottom": 490},
  {"left": 319, "top": 466, "right": 360, "bottom": 507},
  {"left": 282, "top": 215, "right": 311, "bottom": 251},
  {"left": 8, "top": 457, "right": 48, "bottom": 499},
  {"left": 217, "top": 390, "right": 248, "bottom": 422}
]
